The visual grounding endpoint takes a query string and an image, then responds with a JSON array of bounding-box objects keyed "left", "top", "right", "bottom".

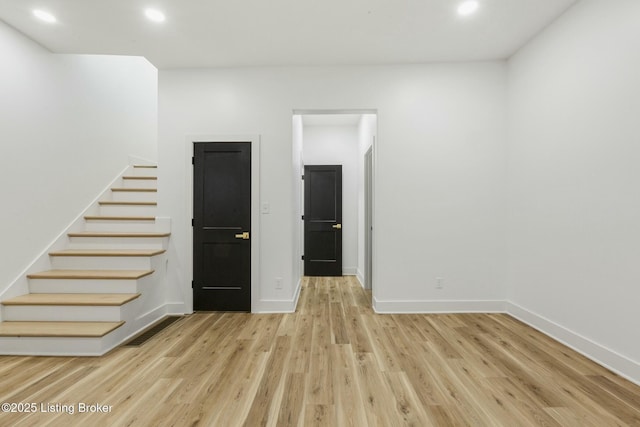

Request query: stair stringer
[
  {"left": 0, "top": 164, "right": 131, "bottom": 320},
  {"left": 0, "top": 161, "right": 180, "bottom": 356}
]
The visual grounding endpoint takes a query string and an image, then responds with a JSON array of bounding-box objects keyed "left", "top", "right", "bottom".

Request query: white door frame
[
  {"left": 184, "top": 135, "right": 261, "bottom": 313},
  {"left": 365, "top": 144, "right": 374, "bottom": 290}
]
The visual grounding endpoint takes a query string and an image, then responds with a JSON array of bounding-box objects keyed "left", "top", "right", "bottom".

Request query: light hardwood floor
[{"left": 1, "top": 276, "right": 639, "bottom": 426}]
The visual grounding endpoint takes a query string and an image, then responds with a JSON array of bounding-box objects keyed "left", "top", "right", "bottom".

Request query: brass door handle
[
  {"left": 332, "top": 224, "right": 342, "bottom": 230},
  {"left": 235, "top": 232, "right": 250, "bottom": 240}
]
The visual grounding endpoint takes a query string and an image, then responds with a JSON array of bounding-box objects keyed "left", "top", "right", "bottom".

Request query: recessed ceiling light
[
  {"left": 144, "top": 9, "right": 166, "bottom": 23},
  {"left": 33, "top": 9, "right": 57, "bottom": 23},
  {"left": 457, "top": 0, "right": 479, "bottom": 17}
]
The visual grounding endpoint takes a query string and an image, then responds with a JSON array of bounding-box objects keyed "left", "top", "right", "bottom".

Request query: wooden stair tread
[
  {"left": 49, "top": 249, "right": 166, "bottom": 257},
  {"left": 133, "top": 165, "right": 157, "bottom": 168},
  {"left": 68, "top": 231, "right": 170, "bottom": 238},
  {"left": 27, "top": 270, "right": 154, "bottom": 280},
  {"left": 111, "top": 188, "right": 157, "bottom": 192},
  {"left": 98, "top": 201, "right": 157, "bottom": 206},
  {"left": 123, "top": 176, "right": 157, "bottom": 180},
  {"left": 84, "top": 216, "right": 156, "bottom": 221},
  {"left": 0, "top": 321, "right": 124, "bottom": 337},
  {"left": 2, "top": 293, "right": 141, "bottom": 306}
]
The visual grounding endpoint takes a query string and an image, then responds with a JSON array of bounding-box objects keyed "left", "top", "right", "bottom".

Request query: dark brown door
[
  {"left": 304, "top": 165, "right": 342, "bottom": 276},
  {"left": 193, "top": 142, "right": 251, "bottom": 311}
]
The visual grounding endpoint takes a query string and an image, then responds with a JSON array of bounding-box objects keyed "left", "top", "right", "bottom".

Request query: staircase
[{"left": 0, "top": 164, "right": 171, "bottom": 356}]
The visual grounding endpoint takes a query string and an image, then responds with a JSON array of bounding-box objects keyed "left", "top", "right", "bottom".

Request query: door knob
[
  {"left": 332, "top": 224, "right": 342, "bottom": 230},
  {"left": 235, "top": 232, "right": 250, "bottom": 240}
]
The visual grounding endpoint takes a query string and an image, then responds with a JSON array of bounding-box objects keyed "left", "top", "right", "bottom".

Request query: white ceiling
[{"left": 0, "top": 0, "right": 578, "bottom": 69}]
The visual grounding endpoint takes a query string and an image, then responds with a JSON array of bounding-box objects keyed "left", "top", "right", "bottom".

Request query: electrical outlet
[
  {"left": 275, "top": 277, "right": 283, "bottom": 289},
  {"left": 436, "top": 277, "right": 443, "bottom": 289}
]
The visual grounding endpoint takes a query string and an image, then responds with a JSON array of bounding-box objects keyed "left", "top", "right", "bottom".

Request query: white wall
[
  {"left": 303, "top": 123, "right": 360, "bottom": 275},
  {"left": 0, "top": 21, "right": 158, "bottom": 290},
  {"left": 507, "top": 0, "right": 640, "bottom": 381},
  {"left": 158, "top": 62, "right": 507, "bottom": 313}
]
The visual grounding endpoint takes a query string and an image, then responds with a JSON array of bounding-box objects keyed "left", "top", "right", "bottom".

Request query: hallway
[{"left": 1, "top": 277, "right": 639, "bottom": 426}]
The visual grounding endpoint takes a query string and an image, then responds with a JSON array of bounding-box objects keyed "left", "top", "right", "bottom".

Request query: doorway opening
[{"left": 292, "top": 110, "right": 377, "bottom": 296}]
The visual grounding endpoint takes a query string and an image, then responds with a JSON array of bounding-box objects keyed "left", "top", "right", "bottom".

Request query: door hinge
[
  {"left": 191, "top": 280, "right": 194, "bottom": 288},
  {"left": 301, "top": 175, "right": 304, "bottom": 180},
  {"left": 192, "top": 156, "right": 195, "bottom": 165},
  {"left": 191, "top": 219, "right": 194, "bottom": 226},
  {"left": 301, "top": 255, "right": 304, "bottom": 260},
  {"left": 301, "top": 215, "right": 304, "bottom": 220}
]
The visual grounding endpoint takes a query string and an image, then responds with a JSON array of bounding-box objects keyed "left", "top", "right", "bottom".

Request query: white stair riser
[
  {"left": 51, "top": 255, "right": 155, "bottom": 270},
  {"left": 3, "top": 304, "right": 130, "bottom": 322},
  {"left": 0, "top": 337, "right": 105, "bottom": 356},
  {"left": 122, "top": 178, "right": 157, "bottom": 189},
  {"left": 29, "top": 279, "right": 140, "bottom": 294},
  {"left": 0, "top": 165, "right": 174, "bottom": 357},
  {"left": 67, "top": 236, "right": 168, "bottom": 250},
  {"left": 130, "top": 167, "right": 158, "bottom": 177},
  {"left": 99, "top": 204, "right": 157, "bottom": 216},
  {"left": 110, "top": 190, "right": 157, "bottom": 202},
  {"left": 85, "top": 220, "right": 158, "bottom": 232}
]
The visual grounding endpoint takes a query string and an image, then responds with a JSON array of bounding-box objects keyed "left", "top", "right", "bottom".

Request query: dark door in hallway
[
  {"left": 304, "top": 165, "right": 342, "bottom": 276},
  {"left": 193, "top": 142, "right": 251, "bottom": 311}
]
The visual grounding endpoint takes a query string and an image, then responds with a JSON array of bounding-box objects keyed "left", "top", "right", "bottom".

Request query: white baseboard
[
  {"left": 373, "top": 298, "right": 505, "bottom": 314},
  {"left": 292, "top": 277, "right": 302, "bottom": 311},
  {"left": 135, "top": 304, "right": 169, "bottom": 325},
  {"left": 506, "top": 302, "right": 640, "bottom": 386},
  {"left": 371, "top": 297, "right": 639, "bottom": 384},
  {"left": 257, "top": 279, "right": 302, "bottom": 313},
  {"left": 356, "top": 269, "right": 365, "bottom": 288},
  {"left": 257, "top": 300, "right": 297, "bottom": 313},
  {"left": 165, "top": 302, "right": 187, "bottom": 315},
  {"left": 342, "top": 267, "right": 357, "bottom": 276}
]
